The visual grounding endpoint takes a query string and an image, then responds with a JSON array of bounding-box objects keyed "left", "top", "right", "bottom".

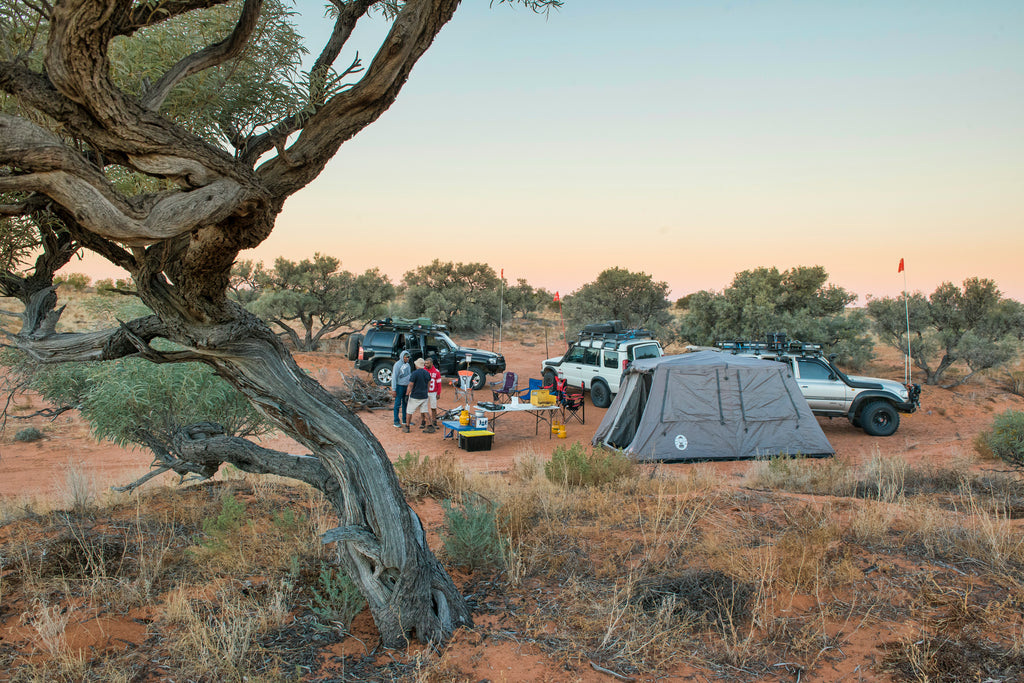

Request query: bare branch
[
  {"left": 0, "top": 171, "right": 243, "bottom": 246},
  {"left": 141, "top": 0, "right": 263, "bottom": 111},
  {"left": 258, "top": 0, "right": 461, "bottom": 195},
  {"left": 238, "top": 1, "right": 373, "bottom": 165},
  {"left": 124, "top": 0, "right": 233, "bottom": 34},
  {"left": 11, "top": 314, "right": 169, "bottom": 363}
]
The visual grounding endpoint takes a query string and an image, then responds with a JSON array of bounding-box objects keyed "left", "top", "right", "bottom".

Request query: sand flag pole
[
  {"left": 899, "top": 258, "right": 912, "bottom": 385},
  {"left": 554, "top": 291, "right": 564, "bottom": 342},
  {"left": 498, "top": 268, "right": 504, "bottom": 353}
]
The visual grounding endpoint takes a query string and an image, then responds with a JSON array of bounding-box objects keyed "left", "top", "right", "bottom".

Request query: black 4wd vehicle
[{"left": 349, "top": 318, "right": 505, "bottom": 390}]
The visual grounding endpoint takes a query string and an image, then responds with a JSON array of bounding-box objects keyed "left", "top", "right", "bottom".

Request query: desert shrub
[
  {"left": 202, "top": 494, "right": 247, "bottom": 549},
  {"left": 309, "top": 564, "right": 365, "bottom": 629},
  {"left": 1001, "top": 370, "right": 1024, "bottom": 397},
  {"left": 392, "top": 451, "right": 467, "bottom": 499},
  {"left": 544, "top": 442, "right": 636, "bottom": 487},
  {"left": 441, "top": 495, "right": 505, "bottom": 571},
  {"left": 975, "top": 410, "right": 1024, "bottom": 469},
  {"left": 13, "top": 427, "right": 43, "bottom": 442},
  {"left": 54, "top": 272, "right": 90, "bottom": 291}
]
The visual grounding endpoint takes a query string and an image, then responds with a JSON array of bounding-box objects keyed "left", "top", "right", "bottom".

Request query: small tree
[
  {"left": 562, "top": 267, "right": 673, "bottom": 339},
  {"left": 228, "top": 259, "right": 267, "bottom": 306},
  {"left": 248, "top": 254, "right": 395, "bottom": 351},
  {"left": 9, "top": 350, "right": 274, "bottom": 489},
  {"left": 502, "top": 277, "right": 547, "bottom": 320},
  {"left": 867, "top": 278, "right": 1020, "bottom": 386},
  {"left": 680, "top": 265, "right": 872, "bottom": 367},
  {"left": 401, "top": 260, "right": 500, "bottom": 332}
]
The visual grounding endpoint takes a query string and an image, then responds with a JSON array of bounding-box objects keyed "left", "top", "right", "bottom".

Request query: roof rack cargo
[
  {"left": 716, "top": 334, "right": 822, "bottom": 355},
  {"left": 577, "top": 322, "right": 655, "bottom": 346},
  {"left": 371, "top": 317, "right": 448, "bottom": 332}
]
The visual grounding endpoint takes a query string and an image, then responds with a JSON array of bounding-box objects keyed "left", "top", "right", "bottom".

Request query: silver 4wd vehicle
[
  {"left": 713, "top": 337, "right": 921, "bottom": 436},
  {"left": 542, "top": 321, "right": 663, "bottom": 408}
]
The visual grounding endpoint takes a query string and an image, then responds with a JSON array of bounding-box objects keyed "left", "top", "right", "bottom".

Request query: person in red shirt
[{"left": 424, "top": 357, "right": 443, "bottom": 429}]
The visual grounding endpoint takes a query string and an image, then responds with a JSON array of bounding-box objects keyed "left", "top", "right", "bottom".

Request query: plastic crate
[
  {"left": 458, "top": 430, "right": 494, "bottom": 452},
  {"left": 530, "top": 389, "right": 555, "bottom": 406}
]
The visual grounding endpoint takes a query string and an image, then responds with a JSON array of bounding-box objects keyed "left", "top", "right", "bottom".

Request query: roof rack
[
  {"left": 577, "top": 327, "right": 655, "bottom": 346},
  {"left": 716, "top": 334, "right": 822, "bottom": 356},
  {"left": 371, "top": 317, "right": 448, "bottom": 332}
]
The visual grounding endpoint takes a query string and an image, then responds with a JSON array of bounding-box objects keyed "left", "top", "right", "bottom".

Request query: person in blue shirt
[{"left": 391, "top": 350, "right": 412, "bottom": 431}]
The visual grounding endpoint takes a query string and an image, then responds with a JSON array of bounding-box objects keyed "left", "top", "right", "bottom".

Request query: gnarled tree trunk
[{"left": 199, "top": 318, "right": 472, "bottom": 646}]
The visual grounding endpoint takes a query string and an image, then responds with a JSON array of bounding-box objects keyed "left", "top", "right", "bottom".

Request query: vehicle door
[
  {"left": 602, "top": 349, "right": 622, "bottom": 392},
  {"left": 795, "top": 357, "right": 851, "bottom": 412},
  {"left": 557, "top": 344, "right": 589, "bottom": 388},
  {"left": 421, "top": 331, "right": 458, "bottom": 374}
]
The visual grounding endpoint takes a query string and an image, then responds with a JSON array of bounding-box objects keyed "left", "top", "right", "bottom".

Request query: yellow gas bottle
[{"left": 459, "top": 409, "right": 469, "bottom": 426}]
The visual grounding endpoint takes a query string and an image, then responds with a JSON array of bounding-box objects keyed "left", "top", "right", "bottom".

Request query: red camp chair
[{"left": 555, "top": 377, "right": 585, "bottom": 426}]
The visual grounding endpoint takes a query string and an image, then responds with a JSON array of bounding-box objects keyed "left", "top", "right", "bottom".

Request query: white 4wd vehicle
[
  {"left": 542, "top": 322, "right": 663, "bottom": 408},
  {"left": 713, "top": 338, "right": 921, "bottom": 436}
]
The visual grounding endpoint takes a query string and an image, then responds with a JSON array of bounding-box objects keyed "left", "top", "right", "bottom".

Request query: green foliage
[
  {"left": 401, "top": 260, "right": 501, "bottom": 332},
  {"left": 441, "top": 495, "right": 506, "bottom": 571},
  {"left": 502, "top": 278, "right": 550, "bottom": 319},
  {"left": 53, "top": 272, "right": 90, "bottom": 291},
  {"left": 867, "top": 278, "right": 1021, "bottom": 386},
  {"left": 543, "top": 441, "right": 636, "bottom": 487},
  {"left": 14, "top": 350, "right": 269, "bottom": 449},
  {"left": 679, "top": 265, "right": 873, "bottom": 368},
  {"left": 201, "top": 493, "right": 248, "bottom": 549},
  {"left": 247, "top": 254, "right": 395, "bottom": 350},
  {"left": 13, "top": 426, "right": 43, "bottom": 442},
  {"left": 309, "top": 565, "right": 365, "bottom": 630},
  {"left": 562, "top": 267, "right": 673, "bottom": 340},
  {"left": 107, "top": 1, "right": 306, "bottom": 146},
  {"left": 975, "top": 410, "right": 1024, "bottom": 469}
]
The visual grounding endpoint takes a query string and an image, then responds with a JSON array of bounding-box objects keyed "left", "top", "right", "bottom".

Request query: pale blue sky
[{"left": 87, "top": 1, "right": 1024, "bottom": 302}]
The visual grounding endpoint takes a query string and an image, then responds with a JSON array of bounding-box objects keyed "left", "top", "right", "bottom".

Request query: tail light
[
  {"left": 357, "top": 345, "right": 364, "bottom": 360},
  {"left": 622, "top": 359, "right": 628, "bottom": 372}
]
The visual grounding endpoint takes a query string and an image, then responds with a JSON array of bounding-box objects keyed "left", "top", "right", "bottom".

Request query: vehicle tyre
[
  {"left": 469, "top": 366, "right": 486, "bottom": 391},
  {"left": 860, "top": 401, "right": 899, "bottom": 437},
  {"left": 346, "top": 333, "right": 363, "bottom": 361},
  {"left": 373, "top": 361, "right": 393, "bottom": 387},
  {"left": 590, "top": 379, "right": 612, "bottom": 408},
  {"left": 542, "top": 368, "right": 557, "bottom": 388}
]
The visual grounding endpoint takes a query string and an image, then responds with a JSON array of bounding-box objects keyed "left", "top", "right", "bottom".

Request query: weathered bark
[
  {"left": 2, "top": 0, "right": 479, "bottom": 647},
  {"left": 185, "top": 316, "right": 473, "bottom": 645}
]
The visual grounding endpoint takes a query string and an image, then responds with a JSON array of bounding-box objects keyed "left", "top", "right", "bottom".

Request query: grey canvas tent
[{"left": 592, "top": 351, "right": 834, "bottom": 461}]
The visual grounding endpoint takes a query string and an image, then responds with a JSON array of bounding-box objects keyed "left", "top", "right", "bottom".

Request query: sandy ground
[
  {"left": 3, "top": 336, "right": 1017, "bottom": 503},
  {"left": 3, "top": 334, "right": 1022, "bottom": 682}
]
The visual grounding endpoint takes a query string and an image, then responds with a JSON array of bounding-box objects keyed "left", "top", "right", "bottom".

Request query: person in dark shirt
[{"left": 406, "top": 359, "right": 434, "bottom": 433}]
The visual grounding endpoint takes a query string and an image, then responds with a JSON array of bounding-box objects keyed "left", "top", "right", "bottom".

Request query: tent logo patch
[{"left": 674, "top": 434, "right": 688, "bottom": 451}]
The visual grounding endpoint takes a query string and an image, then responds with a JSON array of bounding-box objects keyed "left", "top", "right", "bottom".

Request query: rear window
[
  {"left": 367, "top": 330, "right": 398, "bottom": 348},
  {"left": 628, "top": 343, "right": 662, "bottom": 361},
  {"left": 603, "top": 350, "right": 620, "bottom": 369}
]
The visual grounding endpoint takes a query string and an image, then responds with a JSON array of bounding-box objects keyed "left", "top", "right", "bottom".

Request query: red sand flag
[
  {"left": 898, "top": 258, "right": 904, "bottom": 273},
  {"left": 553, "top": 291, "right": 560, "bottom": 302}
]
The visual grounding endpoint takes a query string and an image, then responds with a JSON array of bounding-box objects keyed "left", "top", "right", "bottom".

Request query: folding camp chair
[
  {"left": 555, "top": 377, "right": 585, "bottom": 426},
  {"left": 489, "top": 371, "right": 518, "bottom": 403},
  {"left": 516, "top": 378, "right": 545, "bottom": 402}
]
